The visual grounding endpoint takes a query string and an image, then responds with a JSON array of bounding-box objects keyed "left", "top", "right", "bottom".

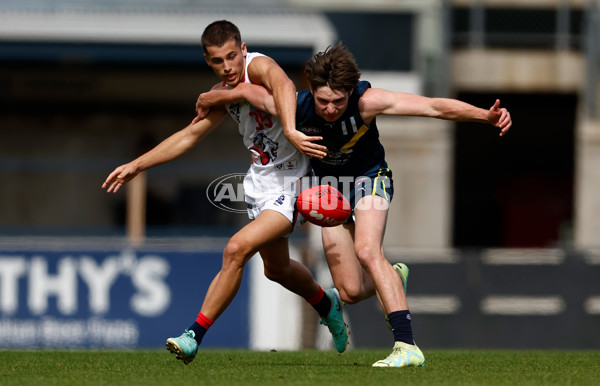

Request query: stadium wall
[
  {"left": 0, "top": 238, "right": 251, "bottom": 348},
  {"left": 346, "top": 247, "right": 600, "bottom": 349},
  {"left": 1, "top": 239, "right": 598, "bottom": 350}
]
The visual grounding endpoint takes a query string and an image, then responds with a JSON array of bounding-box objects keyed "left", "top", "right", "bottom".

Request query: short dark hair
[
  {"left": 304, "top": 42, "right": 361, "bottom": 93},
  {"left": 201, "top": 20, "right": 242, "bottom": 53}
]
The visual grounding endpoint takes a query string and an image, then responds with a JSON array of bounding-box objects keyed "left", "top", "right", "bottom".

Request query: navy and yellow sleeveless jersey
[{"left": 296, "top": 81, "right": 387, "bottom": 178}]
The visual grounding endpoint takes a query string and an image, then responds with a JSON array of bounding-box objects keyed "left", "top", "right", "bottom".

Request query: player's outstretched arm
[
  {"left": 102, "top": 109, "right": 226, "bottom": 193},
  {"left": 361, "top": 88, "right": 512, "bottom": 136},
  {"left": 427, "top": 97, "right": 512, "bottom": 136}
]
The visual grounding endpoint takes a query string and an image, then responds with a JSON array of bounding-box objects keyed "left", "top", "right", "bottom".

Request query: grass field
[{"left": 1, "top": 349, "right": 598, "bottom": 385}]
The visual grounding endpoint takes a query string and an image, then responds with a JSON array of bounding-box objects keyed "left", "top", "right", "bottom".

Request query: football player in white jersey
[{"left": 102, "top": 20, "right": 348, "bottom": 364}]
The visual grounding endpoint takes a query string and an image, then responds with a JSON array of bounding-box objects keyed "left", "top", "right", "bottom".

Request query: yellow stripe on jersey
[{"left": 340, "top": 124, "right": 369, "bottom": 151}]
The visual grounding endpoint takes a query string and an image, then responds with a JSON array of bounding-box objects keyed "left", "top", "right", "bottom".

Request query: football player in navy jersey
[{"left": 194, "top": 42, "right": 511, "bottom": 367}]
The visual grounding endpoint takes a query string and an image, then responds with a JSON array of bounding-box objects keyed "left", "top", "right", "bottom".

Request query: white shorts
[
  {"left": 243, "top": 167, "right": 306, "bottom": 227},
  {"left": 246, "top": 192, "right": 298, "bottom": 224}
]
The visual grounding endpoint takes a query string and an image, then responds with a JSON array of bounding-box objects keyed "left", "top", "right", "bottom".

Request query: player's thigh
[
  {"left": 353, "top": 195, "right": 389, "bottom": 256},
  {"left": 228, "top": 209, "right": 293, "bottom": 258},
  {"left": 322, "top": 224, "right": 362, "bottom": 285}
]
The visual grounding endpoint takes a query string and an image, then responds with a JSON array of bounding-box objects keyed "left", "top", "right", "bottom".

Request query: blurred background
[{"left": 0, "top": 0, "right": 598, "bottom": 350}]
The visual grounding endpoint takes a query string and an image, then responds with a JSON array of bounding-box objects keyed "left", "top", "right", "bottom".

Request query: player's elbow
[{"left": 428, "top": 99, "right": 447, "bottom": 119}]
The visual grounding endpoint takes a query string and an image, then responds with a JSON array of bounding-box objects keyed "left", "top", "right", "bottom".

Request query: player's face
[
  {"left": 204, "top": 40, "right": 247, "bottom": 87},
  {"left": 312, "top": 86, "right": 351, "bottom": 122}
]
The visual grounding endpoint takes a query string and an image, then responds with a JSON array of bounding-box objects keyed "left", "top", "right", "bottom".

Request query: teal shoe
[
  {"left": 385, "top": 263, "right": 410, "bottom": 330},
  {"left": 320, "top": 288, "right": 349, "bottom": 353},
  {"left": 166, "top": 329, "right": 198, "bottom": 365}
]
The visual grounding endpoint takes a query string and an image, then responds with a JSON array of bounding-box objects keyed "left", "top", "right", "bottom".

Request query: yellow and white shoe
[{"left": 372, "top": 341, "right": 425, "bottom": 368}]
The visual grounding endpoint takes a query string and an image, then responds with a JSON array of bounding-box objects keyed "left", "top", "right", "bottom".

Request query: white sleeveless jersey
[{"left": 225, "top": 52, "right": 310, "bottom": 199}]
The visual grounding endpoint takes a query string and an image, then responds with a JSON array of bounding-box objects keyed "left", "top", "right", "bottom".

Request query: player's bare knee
[
  {"left": 223, "top": 239, "right": 252, "bottom": 269},
  {"left": 263, "top": 265, "right": 288, "bottom": 283},
  {"left": 354, "top": 245, "right": 382, "bottom": 269},
  {"left": 337, "top": 285, "right": 364, "bottom": 304}
]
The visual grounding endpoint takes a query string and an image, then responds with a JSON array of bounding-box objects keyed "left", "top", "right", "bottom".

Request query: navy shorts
[
  {"left": 345, "top": 166, "right": 394, "bottom": 211},
  {"left": 349, "top": 167, "right": 393, "bottom": 208},
  {"left": 316, "top": 165, "right": 393, "bottom": 224}
]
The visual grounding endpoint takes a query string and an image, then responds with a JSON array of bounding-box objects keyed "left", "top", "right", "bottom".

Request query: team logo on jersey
[
  {"left": 298, "top": 126, "right": 321, "bottom": 135},
  {"left": 228, "top": 103, "right": 241, "bottom": 123},
  {"left": 285, "top": 159, "right": 297, "bottom": 169},
  {"left": 327, "top": 148, "right": 353, "bottom": 159},
  {"left": 274, "top": 159, "right": 298, "bottom": 171},
  {"left": 249, "top": 132, "right": 278, "bottom": 165}
]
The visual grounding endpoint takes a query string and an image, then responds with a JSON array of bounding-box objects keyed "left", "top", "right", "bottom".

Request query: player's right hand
[
  {"left": 101, "top": 162, "right": 140, "bottom": 193},
  {"left": 192, "top": 93, "right": 212, "bottom": 124},
  {"left": 286, "top": 130, "right": 327, "bottom": 159}
]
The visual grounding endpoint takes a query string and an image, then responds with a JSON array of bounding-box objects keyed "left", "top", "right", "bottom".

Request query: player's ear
[{"left": 241, "top": 42, "right": 247, "bottom": 57}]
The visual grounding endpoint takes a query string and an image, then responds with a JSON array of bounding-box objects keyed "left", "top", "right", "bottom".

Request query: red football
[{"left": 296, "top": 185, "right": 351, "bottom": 227}]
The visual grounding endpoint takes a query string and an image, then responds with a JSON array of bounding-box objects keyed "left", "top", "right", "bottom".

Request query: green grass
[{"left": 0, "top": 349, "right": 599, "bottom": 385}]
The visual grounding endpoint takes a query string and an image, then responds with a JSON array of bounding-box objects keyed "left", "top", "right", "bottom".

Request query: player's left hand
[
  {"left": 488, "top": 99, "right": 512, "bottom": 136},
  {"left": 286, "top": 130, "right": 327, "bottom": 159}
]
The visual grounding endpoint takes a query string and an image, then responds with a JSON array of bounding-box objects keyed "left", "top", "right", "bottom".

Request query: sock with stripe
[
  {"left": 187, "top": 311, "right": 214, "bottom": 345},
  {"left": 306, "top": 286, "right": 332, "bottom": 318}
]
